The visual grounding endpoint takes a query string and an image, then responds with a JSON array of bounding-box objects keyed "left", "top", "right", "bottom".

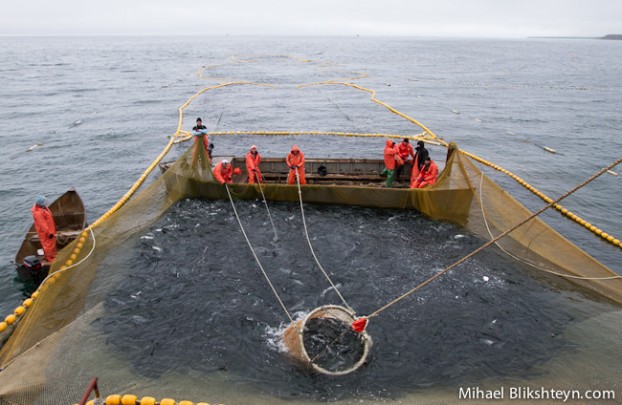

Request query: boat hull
[{"left": 14, "top": 189, "right": 87, "bottom": 282}]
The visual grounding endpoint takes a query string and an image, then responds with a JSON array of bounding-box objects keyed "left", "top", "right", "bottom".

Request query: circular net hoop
[{"left": 283, "top": 305, "right": 372, "bottom": 376}]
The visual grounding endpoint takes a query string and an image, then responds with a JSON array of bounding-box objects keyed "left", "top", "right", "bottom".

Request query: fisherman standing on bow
[
  {"left": 286, "top": 145, "right": 306, "bottom": 185},
  {"left": 246, "top": 145, "right": 263, "bottom": 184},
  {"left": 192, "top": 117, "right": 213, "bottom": 159},
  {"left": 31, "top": 195, "right": 56, "bottom": 263}
]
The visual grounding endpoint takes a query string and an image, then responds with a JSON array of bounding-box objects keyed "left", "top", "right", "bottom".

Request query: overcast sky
[{"left": 2, "top": 0, "right": 621, "bottom": 37}]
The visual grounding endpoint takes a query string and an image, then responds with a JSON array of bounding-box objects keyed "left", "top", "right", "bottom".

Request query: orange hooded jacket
[
  {"left": 31, "top": 204, "right": 57, "bottom": 262},
  {"left": 213, "top": 161, "right": 233, "bottom": 184},
  {"left": 383, "top": 140, "right": 398, "bottom": 170},
  {"left": 411, "top": 159, "right": 439, "bottom": 188},
  {"left": 246, "top": 150, "right": 262, "bottom": 184},
  {"left": 286, "top": 145, "right": 306, "bottom": 184}
]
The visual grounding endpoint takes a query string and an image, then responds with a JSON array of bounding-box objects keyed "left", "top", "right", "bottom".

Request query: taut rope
[
  {"left": 255, "top": 172, "right": 278, "bottom": 242},
  {"left": 366, "top": 156, "right": 622, "bottom": 320},
  {"left": 225, "top": 184, "right": 292, "bottom": 322}
]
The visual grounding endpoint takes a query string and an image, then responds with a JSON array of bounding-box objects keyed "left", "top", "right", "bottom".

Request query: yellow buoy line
[
  {"left": 302, "top": 80, "right": 621, "bottom": 250},
  {"left": 362, "top": 156, "right": 622, "bottom": 323},
  {"left": 173, "top": 129, "right": 438, "bottom": 145},
  {"left": 75, "top": 394, "right": 220, "bottom": 405},
  {"left": 460, "top": 149, "right": 622, "bottom": 250}
]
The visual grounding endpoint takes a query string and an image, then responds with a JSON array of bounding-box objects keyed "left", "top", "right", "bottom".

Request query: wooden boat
[
  {"left": 159, "top": 156, "right": 419, "bottom": 187},
  {"left": 14, "top": 188, "right": 87, "bottom": 284},
  {"left": 159, "top": 152, "right": 473, "bottom": 225}
]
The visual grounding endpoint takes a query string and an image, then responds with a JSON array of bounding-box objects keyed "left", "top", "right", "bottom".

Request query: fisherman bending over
[{"left": 213, "top": 159, "right": 233, "bottom": 184}]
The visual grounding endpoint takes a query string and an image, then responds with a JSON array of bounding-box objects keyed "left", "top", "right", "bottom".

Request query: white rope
[
  {"left": 254, "top": 172, "right": 278, "bottom": 242},
  {"left": 42, "top": 227, "right": 98, "bottom": 280},
  {"left": 478, "top": 173, "right": 622, "bottom": 280},
  {"left": 294, "top": 169, "right": 353, "bottom": 311},
  {"left": 225, "top": 184, "right": 293, "bottom": 322}
]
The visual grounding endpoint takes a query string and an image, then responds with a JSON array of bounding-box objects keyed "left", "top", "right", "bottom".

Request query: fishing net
[{"left": 0, "top": 138, "right": 620, "bottom": 404}]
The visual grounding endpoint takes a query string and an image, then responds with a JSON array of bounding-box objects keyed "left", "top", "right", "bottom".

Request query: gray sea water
[{"left": 0, "top": 36, "right": 621, "bottom": 402}]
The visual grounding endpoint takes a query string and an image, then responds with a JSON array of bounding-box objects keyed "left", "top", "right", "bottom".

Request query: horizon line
[{"left": 0, "top": 33, "right": 614, "bottom": 40}]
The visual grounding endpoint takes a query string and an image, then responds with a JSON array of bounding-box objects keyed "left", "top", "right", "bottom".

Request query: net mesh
[{"left": 0, "top": 140, "right": 620, "bottom": 404}]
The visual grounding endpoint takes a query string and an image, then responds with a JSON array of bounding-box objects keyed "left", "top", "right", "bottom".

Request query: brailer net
[{"left": 0, "top": 139, "right": 620, "bottom": 404}]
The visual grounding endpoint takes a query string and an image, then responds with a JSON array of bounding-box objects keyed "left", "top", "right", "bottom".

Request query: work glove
[{"left": 48, "top": 234, "right": 54, "bottom": 239}]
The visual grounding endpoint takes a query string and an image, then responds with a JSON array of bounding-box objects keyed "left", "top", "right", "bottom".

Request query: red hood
[{"left": 291, "top": 145, "right": 301, "bottom": 153}]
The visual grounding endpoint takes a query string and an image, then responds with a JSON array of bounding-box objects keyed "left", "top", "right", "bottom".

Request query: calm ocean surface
[{"left": 0, "top": 36, "right": 621, "bottom": 400}]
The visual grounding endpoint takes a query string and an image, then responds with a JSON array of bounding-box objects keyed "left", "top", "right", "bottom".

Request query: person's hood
[
  {"left": 291, "top": 145, "right": 301, "bottom": 153},
  {"left": 385, "top": 139, "right": 394, "bottom": 148}
]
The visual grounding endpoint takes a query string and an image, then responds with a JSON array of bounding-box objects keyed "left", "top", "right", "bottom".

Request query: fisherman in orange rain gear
[
  {"left": 395, "top": 138, "right": 415, "bottom": 180},
  {"left": 411, "top": 156, "right": 439, "bottom": 189},
  {"left": 410, "top": 140, "right": 430, "bottom": 186},
  {"left": 213, "top": 159, "right": 234, "bottom": 184},
  {"left": 286, "top": 145, "right": 306, "bottom": 185},
  {"left": 246, "top": 145, "right": 263, "bottom": 184},
  {"left": 31, "top": 195, "right": 56, "bottom": 263},
  {"left": 380, "top": 139, "right": 398, "bottom": 187}
]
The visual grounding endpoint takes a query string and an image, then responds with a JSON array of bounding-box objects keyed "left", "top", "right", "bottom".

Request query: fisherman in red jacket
[
  {"left": 246, "top": 145, "right": 263, "bottom": 184},
  {"left": 286, "top": 145, "right": 306, "bottom": 185},
  {"left": 213, "top": 159, "right": 234, "bottom": 184},
  {"left": 396, "top": 138, "right": 415, "bottom": 180},
  {"left": 411, "top": 157, "right": 439, "bottom": 189},
  {"left": 31, "top": 195, "right": 56, "bottom": 263},
  {"left": 381, "top": 139, "right": 398, "bottom": 187}
]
